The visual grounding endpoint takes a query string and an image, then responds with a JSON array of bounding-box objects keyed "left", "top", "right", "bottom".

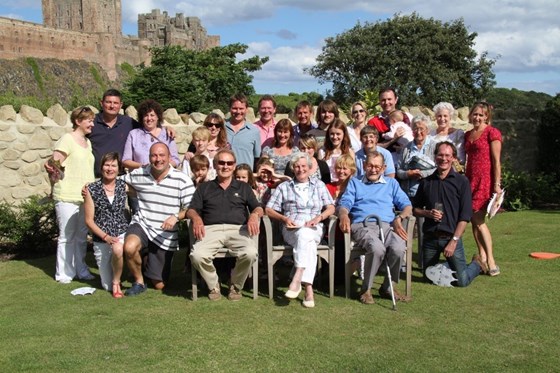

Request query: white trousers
[
  {"left": 283, "top": 226, "right": 322, "bottom": 284},
  {"left": 54, "top": 201, "right": 90, "bottom": 282},
  {"left": 93, "top": 234, "right": 125, "bottom": 291}
]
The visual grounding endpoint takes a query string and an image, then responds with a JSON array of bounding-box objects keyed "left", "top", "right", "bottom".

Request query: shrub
[
  {"left": 0, "top": 196, "right": 57, "bottom": 256},
  {"left": 502, "top": 163, "right": 560, "bottom": 210}
]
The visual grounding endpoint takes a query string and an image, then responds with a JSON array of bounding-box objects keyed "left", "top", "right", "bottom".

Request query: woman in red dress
[{"left": 465, "top": 102, "right": 503, "bottom": 276}]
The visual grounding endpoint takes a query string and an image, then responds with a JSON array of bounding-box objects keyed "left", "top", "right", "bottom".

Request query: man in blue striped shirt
[{"left": 122, "top": 143, "right": 195, "bottom": 296}]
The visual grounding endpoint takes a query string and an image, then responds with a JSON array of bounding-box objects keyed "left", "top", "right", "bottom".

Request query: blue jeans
[{"left": 422, "top": 236, "right": 480, "bottom": 287}]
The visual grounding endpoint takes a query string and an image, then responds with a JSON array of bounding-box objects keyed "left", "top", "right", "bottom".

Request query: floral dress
[{"left": 465, "top": 126, "right": 502, "bottom": 212}]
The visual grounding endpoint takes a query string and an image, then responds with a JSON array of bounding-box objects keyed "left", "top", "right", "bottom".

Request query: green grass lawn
[{"left": 1, "top": 210, "right": 559, "bottom": 372}]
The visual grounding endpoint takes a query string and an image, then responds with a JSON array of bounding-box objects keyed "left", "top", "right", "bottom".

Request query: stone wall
[{"left": 0, "top": 104, "right": 537, "bottom": 205}]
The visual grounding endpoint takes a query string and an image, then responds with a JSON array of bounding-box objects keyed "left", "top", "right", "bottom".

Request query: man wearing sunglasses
[{"left": 187, "top": 149, "right": 263, "bottom": 301}]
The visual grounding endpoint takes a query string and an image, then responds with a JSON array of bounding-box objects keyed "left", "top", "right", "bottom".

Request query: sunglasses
[
  {"left": 205, "top": 122, "right": 221, "bottom": 128},
  {"left": 217, "top": 160, "right": 235, "bottom": 166},
  {"left": 352, "top": 109, "right": 366, "bottom": 115}
]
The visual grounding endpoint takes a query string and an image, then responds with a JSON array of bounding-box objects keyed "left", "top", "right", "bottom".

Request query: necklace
[{"left": 103, "top": 184, "right": 115, "bottom": 193}]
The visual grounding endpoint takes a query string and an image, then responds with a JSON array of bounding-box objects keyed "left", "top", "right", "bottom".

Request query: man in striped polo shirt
[{"left": 123, "top": 143, "right": 195, "bottom": 296}]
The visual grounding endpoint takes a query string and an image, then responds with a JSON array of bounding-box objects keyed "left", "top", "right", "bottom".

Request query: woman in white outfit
[
  {"left": 50, "top": 106, "right": 96, "bottom": 283},
  {"left": 266, "top": 152, "right": 335, "bottom": 308}
]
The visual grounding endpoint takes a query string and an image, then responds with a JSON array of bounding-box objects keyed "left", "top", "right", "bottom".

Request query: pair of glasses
[
  {"left": 413, "top": 128, "right": 427, "bottom": 133},
  {"left": 217, "top": 160, "right": 235, "bottom": 166},
  {"left": 352, "top": 109, "right": 365, "bottom": 115},
  {"left": 205, "top": 122, "right": 220, "bottom": 128},
  {"left": 366, "top": 164, "right": 384, "bottom": 170}
]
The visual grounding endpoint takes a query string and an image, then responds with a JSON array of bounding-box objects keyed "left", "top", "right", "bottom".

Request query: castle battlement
[{"left": 0, "top": 0, "right": 219, "bottom": 80}]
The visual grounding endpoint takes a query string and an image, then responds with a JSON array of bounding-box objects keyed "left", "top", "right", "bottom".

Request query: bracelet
[{"left": 102, "top": 233, "right": 108, "bottom": 241}]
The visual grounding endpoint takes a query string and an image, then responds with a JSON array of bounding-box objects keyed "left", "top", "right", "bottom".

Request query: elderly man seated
[
  {"left": 338, "top": 151, "right": 412, "bottom": 304},
  {"left": 187, "top": 149, "right": 263, "bottom": 301}
]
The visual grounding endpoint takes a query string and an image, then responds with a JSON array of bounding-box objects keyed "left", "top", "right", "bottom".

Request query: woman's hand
[
  {"left": 407, "top": 169, "right": 422, "bottom": 180},
  {"left": 183, "top": 152, "right": 195, "bottom": 161},
  {"left": 304, "top": 215, "right": 323, "bottom": 227},
  {"left": 285, "top": 218, "right": 299, "bottom": 229},
  {"left": 104, "top": 235, "right": 119, "bottom": 245}
]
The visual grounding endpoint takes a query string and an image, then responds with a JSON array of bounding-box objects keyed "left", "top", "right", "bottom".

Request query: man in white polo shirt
[{"left": 122, "top": 142, "right": 195, "bottom": 296}]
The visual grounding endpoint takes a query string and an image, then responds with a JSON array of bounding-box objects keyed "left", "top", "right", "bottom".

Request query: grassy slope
[{"left": 0, "top": 210, "right": 559, "bottom": 372}]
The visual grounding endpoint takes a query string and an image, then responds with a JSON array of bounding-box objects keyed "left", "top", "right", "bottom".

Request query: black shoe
[{"left": 125, "top": 282, "right": 147, "bottom": 296}]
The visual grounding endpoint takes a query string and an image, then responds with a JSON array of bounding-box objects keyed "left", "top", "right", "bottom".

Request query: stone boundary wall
[{"left": 0, "top": 104, "right": 536, "bottom": 205}]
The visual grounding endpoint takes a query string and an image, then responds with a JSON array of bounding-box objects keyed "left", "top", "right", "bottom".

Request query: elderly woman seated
[
  {"left": 396, "top": 114, "right": 437, "bottom": 198},
  {"left": 265, "top": 152, "right": 335, "bottom": 308}
]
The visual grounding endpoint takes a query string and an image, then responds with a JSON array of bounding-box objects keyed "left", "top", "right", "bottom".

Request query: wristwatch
[
  {"left": 452, "top": 236, "right": 460, "bottom": 241},
  {"left": 174, "top": 212, "right": 180, "bottom": 220}
]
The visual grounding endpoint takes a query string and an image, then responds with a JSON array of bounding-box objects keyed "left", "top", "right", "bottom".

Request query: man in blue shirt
[
  {"left": 225, "top": 93, "right": 261, "bottom": 170},
  {"left": 338, "top": 151, "right": 412, "bottom": 304}
]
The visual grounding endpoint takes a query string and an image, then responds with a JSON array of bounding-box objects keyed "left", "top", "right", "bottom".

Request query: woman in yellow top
[{"left": 51, "top": 106, "right": 96, "bottom": 283}]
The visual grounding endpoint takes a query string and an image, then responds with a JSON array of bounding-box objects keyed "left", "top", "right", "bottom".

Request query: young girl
[
  {"left": 318, "top": 118, "right": 355, "bottom": 184},
  {"left": 325, "top": 154, "right": 361, "bottom": 282},
  {"left": 326, "top": 154, "right": 357, "bottom": 201},
  {"left": 253, "top": 157, "right": 291, "bottom": 206},
  {"left": 234, "top": 164, "right": 258, "bottom": 198},
  {"left": 182, "top": 126, "right": 216, "bottom": 180}
]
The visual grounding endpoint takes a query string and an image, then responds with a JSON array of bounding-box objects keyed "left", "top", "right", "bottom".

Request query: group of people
[{"left": 46, "top": 87, "right": 503, "bottom": 306}]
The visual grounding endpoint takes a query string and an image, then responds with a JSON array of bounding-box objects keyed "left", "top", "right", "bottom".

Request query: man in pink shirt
[{"left": 254, "top": 94, "right": 277, "bottom": 148}]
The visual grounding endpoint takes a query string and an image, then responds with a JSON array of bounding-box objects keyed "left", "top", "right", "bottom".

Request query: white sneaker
[
  {"left": 57, "top": 278, "right": 72, "bottom": 284},
  {"left": 425, "top": 263, "right": 456, "bottom": 287}
]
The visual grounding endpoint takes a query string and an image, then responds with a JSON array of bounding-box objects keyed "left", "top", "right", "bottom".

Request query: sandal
[
  {"left": 488, "top": 266, "right": 501, "bottom": 277},
  {"left": 359, "top": 291, "right": 375, "bottom": 305},
  {"left": 112, "top": 282, "right": 124, "bottom": 298},
  {"left": 379, "top": 287, "right": 411, "bottom": 303}
]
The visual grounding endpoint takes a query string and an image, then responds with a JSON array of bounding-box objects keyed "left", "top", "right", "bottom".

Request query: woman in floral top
[
  {"left": 261, "top": 119, "right": 299, "bottom": 175},
  {"left": 84, "top": 152, "right": 129, "bottom": 298}
]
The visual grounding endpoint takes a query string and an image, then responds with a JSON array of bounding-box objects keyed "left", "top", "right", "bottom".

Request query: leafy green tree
[
  {"left": 124, "top": 44, "right": 268, "bottom": 113},
  {"left": 539, "top": 94, "right": 560, "bottom": 175},
  {"left": 307, "top": 13, "right": 496, "bottom": 107}
]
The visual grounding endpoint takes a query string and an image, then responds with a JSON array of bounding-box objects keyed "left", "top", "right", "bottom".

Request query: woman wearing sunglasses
[
  {"left": 348, "top": 101, "right": 369, "bottom": 153},
  {"left": 185, "top": 113, "right": 230, "bottom": 161}
]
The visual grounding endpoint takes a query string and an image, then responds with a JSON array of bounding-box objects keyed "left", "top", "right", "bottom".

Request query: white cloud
[{"left": 244, "top": 42, "right": 320, "bottom": 84}]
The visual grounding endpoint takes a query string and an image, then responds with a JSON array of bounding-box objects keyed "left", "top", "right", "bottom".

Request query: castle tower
[{"left": 42, "top": 0, "right": 121, "bottom": 35}]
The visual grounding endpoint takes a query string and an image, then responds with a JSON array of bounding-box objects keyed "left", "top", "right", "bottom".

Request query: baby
[{"left": 383, "top": 110, "right": 414, "bottom": 147}]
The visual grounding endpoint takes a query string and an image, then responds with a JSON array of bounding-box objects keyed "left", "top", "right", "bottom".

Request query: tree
[
  {"left": 539, "top": 94, "right": 560, "bottom": 175},
  {"left": 306, "top": 13, "right": 496, "bottom": 107},
  {"left": 124, "top": 44, "right": 268, "bottom": 113}
]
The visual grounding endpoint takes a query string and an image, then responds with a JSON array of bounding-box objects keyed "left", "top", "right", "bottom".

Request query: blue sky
[{"left": 1, "top": 0, "right": 559, "bottom": 96}]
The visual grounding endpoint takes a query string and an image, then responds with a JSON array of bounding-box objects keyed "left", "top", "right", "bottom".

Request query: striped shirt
[{"left": 123, "top": 165, "right": 195, "bottom": 251}]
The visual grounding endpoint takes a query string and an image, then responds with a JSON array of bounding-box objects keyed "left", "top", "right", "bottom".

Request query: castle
[{"left": 0, "top": 0, "right": 220, "bottom": 80}]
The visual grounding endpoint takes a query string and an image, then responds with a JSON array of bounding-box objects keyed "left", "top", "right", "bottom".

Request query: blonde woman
[{"left": 51, "top": 106, "right": 96, "bottom": 283}]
